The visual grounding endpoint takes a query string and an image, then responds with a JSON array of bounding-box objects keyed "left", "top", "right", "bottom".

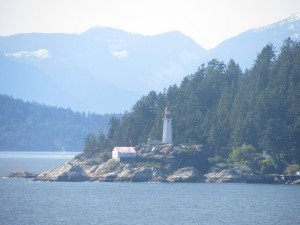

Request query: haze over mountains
[{"left": 0, "top": 13, "right": 299, "bottom": 113}]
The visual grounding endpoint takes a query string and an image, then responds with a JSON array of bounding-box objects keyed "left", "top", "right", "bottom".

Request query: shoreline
[
  {"left": 8, "top": 170, "right": 300, "bottom": 185},
  {"left": 5, "top": 145, "right": 300, "bottom": 185}
]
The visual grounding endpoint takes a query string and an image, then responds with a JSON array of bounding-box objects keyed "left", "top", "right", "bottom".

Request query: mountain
[
  {"left": 0, "top": 95, "right": 115, "bottom": 151},
  {"left": 0, "top": 13, "right": 299, "bottom": 113},
  {"left": 0, "top": 52, "right": 77, "bottom": 108},
  {"left": 206, "top": 13, "right": 300, "bottom": 68},
  {"left": 0, "top": 29, "right": 205, "bottom": 113}
]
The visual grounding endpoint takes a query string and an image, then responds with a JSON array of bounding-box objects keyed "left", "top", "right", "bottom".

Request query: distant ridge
[
  {"left": 0, "top": 95, "right": 114, "bottom": 151},
  {"left": 0, "top": 13, "right": 299, "bottom": 113},
  {"left": 206, "top": 13, "right": 300, "bottom": 68}
]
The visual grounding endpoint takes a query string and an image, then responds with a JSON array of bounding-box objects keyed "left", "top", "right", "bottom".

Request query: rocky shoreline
[
  {"left": 8, "top": 145, "right": 300, "bottom": 184},
  {"left": 9, "top": 171, "right": 38, "bottom": 179}
]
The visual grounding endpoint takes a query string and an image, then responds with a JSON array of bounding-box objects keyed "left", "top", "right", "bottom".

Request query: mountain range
[{"left": 0, "top": 13, "right": 299, "bottom": 113}]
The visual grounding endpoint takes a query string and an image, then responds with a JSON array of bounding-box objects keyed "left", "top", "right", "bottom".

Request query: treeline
[
  {"left": 86, "top": 39, "right": 299, "bottom": 167},
  {"left": 0, "top": 95, "right": 116, "bottom": 151}
]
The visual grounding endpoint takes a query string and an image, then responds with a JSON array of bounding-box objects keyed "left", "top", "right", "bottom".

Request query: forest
[
  {"left": 85, "top": 38, "right": 300, "bottom": 172},
  {"left": 0, "top": 95, "right": 113, "bottom": 151}
]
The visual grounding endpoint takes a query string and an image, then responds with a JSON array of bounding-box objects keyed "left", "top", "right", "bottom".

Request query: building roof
[{"left": 113, "top": 147, "right": 136, "bottom": 153}]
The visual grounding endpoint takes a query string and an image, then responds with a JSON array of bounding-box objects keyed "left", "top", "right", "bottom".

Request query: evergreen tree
[{"left": 100, "top": 40, "right": 300, "bottom": 167}]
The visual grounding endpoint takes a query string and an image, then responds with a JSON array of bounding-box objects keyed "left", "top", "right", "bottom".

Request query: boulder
[
  {"left": 114, "top": 167, "right": 166, "bottom": 182},
  {"left": 9, "top": 171, "right": 38, "bottom": 178},
  {"left": 56, "top": 165, "right": 89, "bottom": 181},
  {"left": 116, "top": 168, "right": 135, "bottom": 181},
  {"left": 151, "top": 168, "right": 166, "bottom": 182},
  {"left": 115, "top": 167, "right": 153, "bottom": 182},
  {"left": 292, "top": 179, "right": 300, "bottom": 184},
  {"left": 94, "top": 172, "right": 118, "bottom": 182},
  {"left": 132, "top": 168, "right": 153, "bottom": 182},
  {"left": 35, "top": 163, "right": 89, "bottom": 181},
  {"left": 167, "top": 167, "right": 202, "bottom": 182},
  {"left": 204, "top": 168, "right": 245, "bottom": 183},
  {"left": 159, "top": 145, "right": 172, "bottom": 155},
  {"left": 89, "top": 160, "right": 124, "bottom": 181}
]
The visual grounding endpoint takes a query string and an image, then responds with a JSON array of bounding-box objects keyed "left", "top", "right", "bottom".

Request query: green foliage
[
  {"left": 83, "top": 132, "right": 111, "bottom": 154},
  {"left": 98, "top": 151, "right": 111, "bottom": 162},
  {"left": 229, "top": 144, "right": 256, "bottom": 165},
  {"left": 0, "top": 95, "right": 114, "bottom": 151},
  {"left": 98, "top": 132, "right": 111, "bottom": 150},
  {"left": 102, "top": 40, "right": 300, "bottom": 166},
  {"left": 83, "top": 151, "right": 111, "bottom": 165},
  {"left": 260, "top": 158, "right": 279, "bottom": 174},
  {"left": 284, "top": 164, "right": 300, "bottom": 175},
  {"left": 207, "top": 155, "right": 224, "bottom": 165},
  {"left": 107, "top": 116, "right": 121, "bottom": 146},
  {"left": 84, "top": 134, "right": 98, "bottom": 153}
]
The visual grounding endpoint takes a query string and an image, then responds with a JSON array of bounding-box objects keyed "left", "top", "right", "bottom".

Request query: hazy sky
[{"left": 0, "top": 0, "right": 299, "bottom": 49}]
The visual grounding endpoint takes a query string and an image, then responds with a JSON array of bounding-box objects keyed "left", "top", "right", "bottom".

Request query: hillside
[
  {"left": 0, "top": 13, "right": 299, "bottom": 113},
  {"left": 103, "top": 39, "right": 300, "bottom": 171},
  {"left": 0, "top": 95, "right": 113, "bottom": 151}
]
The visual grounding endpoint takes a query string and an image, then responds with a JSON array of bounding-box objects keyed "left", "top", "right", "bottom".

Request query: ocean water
[
  {"left": 0, "top": 151, "right": 78, "bottom": 177},
  {"left": 0, "top": 152, "right": 300, "bottom": 225}
]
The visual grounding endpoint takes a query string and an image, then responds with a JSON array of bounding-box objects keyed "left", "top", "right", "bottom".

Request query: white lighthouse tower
[{"left": 162, "top": 107, "right": 172, "bottom": 144}]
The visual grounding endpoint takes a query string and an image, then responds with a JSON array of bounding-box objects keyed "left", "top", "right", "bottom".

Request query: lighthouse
[{"left": 162, "top": 107, "right": 172, "bottom": 144}]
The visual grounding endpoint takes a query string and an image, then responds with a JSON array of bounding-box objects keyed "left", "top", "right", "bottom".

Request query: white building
[
  {"left": 112, "top": 147, "right": 137, "bottom": 161},
  {"left": 162, "top": 107, "right": 172, "bottom": 144}
]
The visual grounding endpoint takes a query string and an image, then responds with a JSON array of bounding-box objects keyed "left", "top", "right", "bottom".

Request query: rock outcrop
[
  {"left": 15, "top": 144, "right": 300, "bottom": 184},
  {"left": 204, "top": 163, "right": 300, "bottom": 184},
  {"left": 9, "top": 171, "right": 38, "bottom": 178},
  {"left": 35, "top": 163, "right": 89, "bottom": 181},
  {"left": 33, "top": 144, "right": 209, "bottom": 182},
  {"left": 167, "top": 167, "right": 202, "bottom": 182},
  {"left": 204, "top": 168, "right": 246, "bottom": 183},
  {"left": 292, "top": 179, "right": 300, "bottom": 184}
]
